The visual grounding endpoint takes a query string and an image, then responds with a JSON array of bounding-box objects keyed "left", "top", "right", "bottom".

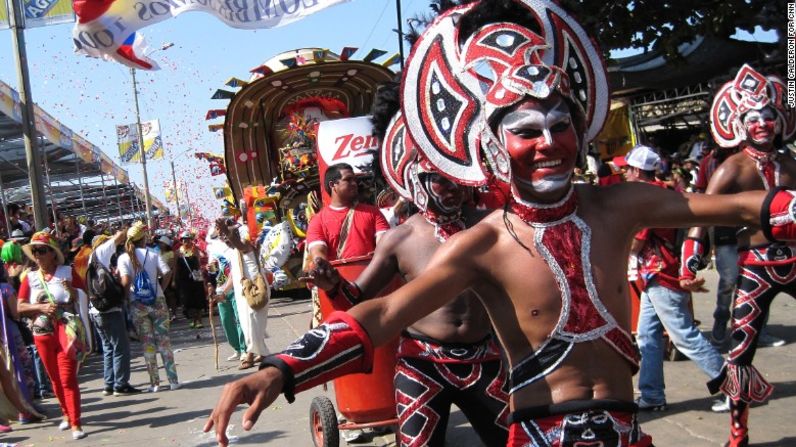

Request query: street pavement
[{"left": 2, "top": 268, "right": 794, "bottom": 446}]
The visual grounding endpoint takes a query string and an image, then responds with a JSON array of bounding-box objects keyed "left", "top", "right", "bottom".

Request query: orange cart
[{"left": 309, "top": 254, "right": 402, "bottom": 447}]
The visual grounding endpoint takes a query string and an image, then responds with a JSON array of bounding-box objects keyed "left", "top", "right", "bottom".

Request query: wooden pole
[{"left": 208, "top": 294, "right": 219, "bottom": 370}]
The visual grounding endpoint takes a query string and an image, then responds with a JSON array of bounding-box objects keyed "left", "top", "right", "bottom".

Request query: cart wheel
[{"left": 309, "top": 396, "right": 339, "bottom": 447}]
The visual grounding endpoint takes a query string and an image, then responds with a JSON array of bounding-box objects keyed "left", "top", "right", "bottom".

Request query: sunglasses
[{"left": 31, "top": 246, "right": 52, "bottom": 255}]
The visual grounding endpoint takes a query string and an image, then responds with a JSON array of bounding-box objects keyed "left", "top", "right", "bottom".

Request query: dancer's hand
[
  {"left": 679, "top": 276, "right": 708, "bottom": 293},
  {"left": 204, "top": 367, "right": 284, "bottom": 447},
  {"left": 299, "top": 258, "right": 340, "bottom": 291}
]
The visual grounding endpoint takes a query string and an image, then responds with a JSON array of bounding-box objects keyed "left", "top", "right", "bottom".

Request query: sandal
[{"left": 238, "top": 353, "right": 255, "bottom": 370}]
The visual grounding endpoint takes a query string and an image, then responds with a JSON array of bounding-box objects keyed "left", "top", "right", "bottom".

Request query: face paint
[
  {"left": 499, "top": 97, "right": 579, "bottom": 200},
  {"left": 421, "top": 173, "right": 464, "bottom": 215},
  {"left": 560, "top": 410, "right": 621, "bottom": 447},
  {"left": 743, "top": 107, "right": 778, "bottom": 147}
]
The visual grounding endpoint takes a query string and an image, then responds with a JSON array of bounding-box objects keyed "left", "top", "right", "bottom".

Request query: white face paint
[
  {"left": 498, "top": 98, "right": 578, "bottom": 200},
  {"left": 742, "top": 107, "right": 778, "bottom": 146}
]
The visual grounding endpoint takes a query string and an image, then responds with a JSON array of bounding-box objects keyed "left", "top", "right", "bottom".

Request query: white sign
[{"left": 317, "top": 116, "right": 377, "bottom": 174}]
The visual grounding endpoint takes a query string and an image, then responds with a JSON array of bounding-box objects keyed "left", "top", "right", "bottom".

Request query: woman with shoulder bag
[
  {"left": 17, "top": 232, "right": 87, "bottom": 440},
  {"left": 215, "top": 219, "right": 271, "bottom": 370},
  {"left": 117, "top": 222, "right": 180, "bottom": 393}
]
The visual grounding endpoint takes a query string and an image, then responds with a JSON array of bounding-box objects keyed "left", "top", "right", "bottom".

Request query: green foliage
[{"left": 559, "top": 0, "right": 784, "bottom": 58}]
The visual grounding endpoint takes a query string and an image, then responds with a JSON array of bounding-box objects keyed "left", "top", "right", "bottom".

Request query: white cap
[{"left": 625, "top": 145, "right": 660, "bottom": 172}]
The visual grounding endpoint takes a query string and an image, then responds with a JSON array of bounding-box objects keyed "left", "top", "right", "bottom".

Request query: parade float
[
  {"left": 216, "top": 47, "right": 399, "bottom": 446},
  {"left": 216, "top": 47, "right": 395, "bottom": 292}
]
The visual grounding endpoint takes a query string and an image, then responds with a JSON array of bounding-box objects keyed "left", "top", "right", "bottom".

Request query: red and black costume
[
  {"left": 705, "top": 64, "right": 796, "bottom": 447},
  {"left": 708, "top": 149, "right": 796, "bottom": 446},
  {"left": 381, "top": 108, "right": 509, "bottom": 445},
  {"left": 262, "top": 6, "right": 796, "bottom": 447},
  {"left": 506, "top": 189, "right": 650, "bottom": 447},
  {"left": 395, "top": 332, "right": 508, "bottom": 446},
  {"left": 397, "top": 1, "right": 648, "bottom": 445}
]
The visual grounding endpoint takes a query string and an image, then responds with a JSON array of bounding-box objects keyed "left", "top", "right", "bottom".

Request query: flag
[
  {"left": 339, "top": 47, "right": 357, "bottom": 61},
  {"left": 0, "top": 0, "right": 74, "bottom": 30},
  {"left": 381, "top": 53, "right": 401, "bottom": 67},
  {"left": 164, "top": 185, "right": 176, "bottom": 203},
  {"left": 313, "top": 50, "right": 327, "bottom": 62},
  {"left": 71, "top": 0, "right": 352, "bottom": 70},
  {"left": 116, "top": 120, "right": 164, "bottom": 164},
  {"left": 225, "top": 77, "right": 249, "bottom": 88},
  {"left": 211, "top": 89, "right": 236, "bottom": 100},
  {"left": 195, "top": 152, "right": 226, "bottom": 176},
  {"left": 114, "top": 32, "right": 158, "bottom": 70},
  {"left": 249, "top": 65, "right": 273, "bottom": 76},
  {"left": 206, "top": 109, "right": 226, "bottom": 120},
  {"left": 363, "top": 49, "right": 388, "bottom": 63},
  {"left": 208, "top": 124, "right": 224, "bottom": 132},
  {"left": 280, "top": 58, "right": 298, "bottom": 68},
  {"left": 213, "top": 186, "right": 233, "bottom": 201}
]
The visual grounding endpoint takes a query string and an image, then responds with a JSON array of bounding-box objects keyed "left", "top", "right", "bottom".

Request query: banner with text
[
  {"left": 72, "top": 0, "right": 350, "bottom": 69},
  {"left": 0, "top": 0, "right": 74, "bottom": 30},
  {"left": 317, "top": 115, "right": 377, "bottom": 174},
  {"left": 117, "top": 120, "right": 164, "bottom": 164}
]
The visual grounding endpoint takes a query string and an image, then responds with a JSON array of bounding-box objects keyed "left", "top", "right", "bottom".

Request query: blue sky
[{"left": 0, "top": 0, "right": 779, "bottom": 220}]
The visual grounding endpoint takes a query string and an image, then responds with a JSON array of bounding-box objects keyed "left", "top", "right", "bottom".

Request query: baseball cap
[{"left": 625, "top": 145, "right": 660, "bottom": 171}]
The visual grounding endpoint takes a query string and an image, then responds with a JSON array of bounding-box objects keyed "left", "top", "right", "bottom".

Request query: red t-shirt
[{"left": 306, "top": 204, "right": 390, "bottom": 262}]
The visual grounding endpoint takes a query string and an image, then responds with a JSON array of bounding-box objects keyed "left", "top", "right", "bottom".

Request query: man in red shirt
[
  {"left": 625, "top": 145, "right": 724, "bottom": 412},
  {"left": 304, "top": 162, "right": 389, "bottom": 442},
  {"left": 306, "top": 163, "right": 390, "bottom": 263}
]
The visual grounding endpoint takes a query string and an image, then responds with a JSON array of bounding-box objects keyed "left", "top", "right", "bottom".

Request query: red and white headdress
[
  {"left": 380, "top": 112, "right": 434, "bottom": 213},
  {"left": 401, "top": 0, "right": 609, "bottom": 186},
  {"left": 710, "top": 64, "right": 796, "bottom": 148}
]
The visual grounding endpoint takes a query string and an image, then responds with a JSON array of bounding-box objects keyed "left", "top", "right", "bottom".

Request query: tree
[{"left": 559, "top": 0, "right": 784, "bottom": 58}]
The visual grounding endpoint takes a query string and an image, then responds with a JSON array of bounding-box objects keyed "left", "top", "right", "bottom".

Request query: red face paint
[
  {"left": 743, "top": 107, "right": 777, "bottom": 148},
  {"left": 499, "top": 97, "right": 579, "bottom": 201},
  {"left": 423, "top": 173, "right": 465, "bottom": 215}
]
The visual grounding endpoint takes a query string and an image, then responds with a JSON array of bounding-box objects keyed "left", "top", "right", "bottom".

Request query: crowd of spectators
[{"left": 0, "top": 205, "right": 271, "bottom": 440}]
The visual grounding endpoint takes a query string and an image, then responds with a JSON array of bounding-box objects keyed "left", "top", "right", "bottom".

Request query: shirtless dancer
[
  {"left": 206, "top": 2, "right": 796, "bottom": 446},
  {"left": 307, "top": 83, "right": 508, "bottom": 446},
  {"left": 679, "top": 64, "right": 796, "bottom": 447}
]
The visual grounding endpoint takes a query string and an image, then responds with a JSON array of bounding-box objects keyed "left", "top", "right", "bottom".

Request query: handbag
[
  {"left": 39, "top": 271, "right": 90, "bottom": 362},
  {"left": 237, "top": 249, "right": 269, "bottom": 311}
]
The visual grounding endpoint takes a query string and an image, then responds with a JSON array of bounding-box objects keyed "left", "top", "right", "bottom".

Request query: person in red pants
[{"left": 17, "top": 231, "right": 86, "bottom": 440}]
